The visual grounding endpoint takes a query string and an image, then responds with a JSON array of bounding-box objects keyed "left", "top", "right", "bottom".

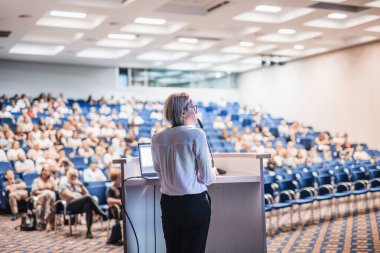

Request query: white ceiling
[{"left": 0, "top": 0, "right": 380, "bottom": 72}]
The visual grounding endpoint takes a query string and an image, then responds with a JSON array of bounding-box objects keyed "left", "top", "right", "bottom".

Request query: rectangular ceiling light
[
  {"left": 365, "top": 25, "right": 380, "bottom": 32},
  {"left": 134, "top": 17, "right": 166, "bottom": 25},
  {"left": 9, "top": 43, "right": 64, "bottom": 55},
  {"left": 137, "top": 50, "right": 188, "bottom": 61},
  {"left": 278, "top": 29, "right": 296, "bottom": 35},
  {"left": 178, "top": 37, "right": 198, "bottom": 44},
  {"left": 311, "top": 0, "right": 346, "bottom": 2},
  {"left": 108, "top": 33, "right": 137, "bottom": 40},
  {"left": 255, "top": 5, "right": 282, "bottom": 13},
  {"left": 239, "top": 41, "right": 254, "bottom": 47},
  {"left": 191, "top": 54, "right": 241, "bottom": 63},
  {"left": 167, "top": 62, "right": 211, "bottom": 70},
  {"left": 365, "top": 1, "right": 380, "bottom": 7},
  {"left": 76, "top": 47, "right": 129, "bottom": 59},
  {"left": 50, "top": 10, "right": 87, "bottom": 19},
  {"left": 328, "top": 13, "right": 347, "bottom": 19},
  {"left": 294, "top": 44, "right": 304, "bottom": 50}
]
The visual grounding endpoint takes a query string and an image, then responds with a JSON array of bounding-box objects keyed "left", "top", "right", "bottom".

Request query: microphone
[{"left": 197, "top": 118, "right": 226, "bottom": 175}]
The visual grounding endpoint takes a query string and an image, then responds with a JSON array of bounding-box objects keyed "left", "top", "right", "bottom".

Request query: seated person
[
  {"left": 31, "top": 167, "right": 57, "bottom": 230},
  {"left": 0, "top": 148, "right": 8, "bottom": 161},
  {"left": 83, "top": 162, "right": 107, "bottom": 183},
  {"left": 14, "top": 153, "right": 36, "bottom": 174},
  {"left": 353, "top": 145, "right": 371, "bottom": 161},
  {"left": 6, "top": 141, "right": 25, "bottom": 161},
  {"left": 3, "top": 170, "right": 28, "bottom": 220},
  {"left": 106, "top": 169, "right": 123, "bottom": 245},
  {"left": 107, "top": 169, "right": 122, "bottom": 219},
  {"left": 59, "top": 169, "right": 107, "bottom": 239}
]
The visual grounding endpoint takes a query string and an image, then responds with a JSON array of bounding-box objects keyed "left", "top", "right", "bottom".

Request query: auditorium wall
[
  {"left": 0, "top": 60, "right": 238, "bottom": 103},
  {"left": 239, "top": 41, "right": 380, "bottom": 149}
]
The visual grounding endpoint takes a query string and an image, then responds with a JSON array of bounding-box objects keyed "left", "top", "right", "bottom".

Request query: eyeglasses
[{"left": 186, "top": 105, "right": 197, "bottom": 113}]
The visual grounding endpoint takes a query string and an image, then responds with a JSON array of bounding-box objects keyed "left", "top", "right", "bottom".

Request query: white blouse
[{"left": 152, "top": 125, "right": 216, "bottom": 196}]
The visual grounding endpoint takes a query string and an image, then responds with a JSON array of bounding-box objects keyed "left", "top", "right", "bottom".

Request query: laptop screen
[{"left": 138, "top": 143, "right": 156, "bottom": 175}]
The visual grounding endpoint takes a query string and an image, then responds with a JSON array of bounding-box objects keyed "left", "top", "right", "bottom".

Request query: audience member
[
  {"left": 3, "top": 170, "right": 28, "bottom": 220},
  {"left": 83, "top": 162, "right": 107, "bottom": 182},
  {"left": 14, "top": 153, "right": 36, "bottom": 174},
  {"left": 31, "top": 167, "right": 57, "bottom": 231},
  {"left": 59, "top": 169, "right": 107, "bottom": 238}
]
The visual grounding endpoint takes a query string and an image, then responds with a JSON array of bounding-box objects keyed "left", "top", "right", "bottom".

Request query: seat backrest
[
  {"left": 335, "top": 173, "right": 350, "bottom": 183},
  {"left": 298, "top": 177, "right": 315, "bottom": 188},
  {"left": 264, "top": 183, "right": 275, "bottom": 196},
  {"left": 352, "top": 171, "right": 367, "bottom": 181},
  {"left": 369, "top": 169, "right": 380, "bottom": 179},
  {"left": 0, "top": 162, "right": 13, "bottom": 173},
  {"left": 22, "top": 173, "right": 39, "bottom": 188},
  {"left": 278, "top": 179, "right": 298, "bottom": 192},
  {"left": 87, "top": 184, "right": 107, "bottom": 205},
  {"left": 317, "top": 175, "right": 333, "bottom": 186}
]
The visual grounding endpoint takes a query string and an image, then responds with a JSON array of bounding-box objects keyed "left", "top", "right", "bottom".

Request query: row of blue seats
[{"left": 264, "top": 161, "right": 380, "bottom": 231}]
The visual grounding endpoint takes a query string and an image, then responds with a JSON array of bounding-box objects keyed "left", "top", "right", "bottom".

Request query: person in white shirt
[
  {"left": 46, "top": 112, "right": 61, "bottom": 126},
  {"left": 149, "top": 109, "right": 163, "bottom": 121},
  {"left": 87, "top": 107, "right": 100, "bottom": 121},
  {"left": 6, "top": 100, "right": 20, "bottom": 113},
  {"left": 67, "top": 132, "right": 82, "bottom": 150},
  {"left": 100, "top": 122, "right": 114, "bottom": 138},
  {"left": 0, "top": 106, "right": 14, "bottom": 122},
  {"left": 98, "top": 104, "right": 111, "bottom": 115},
  {"left": 213, "top": 116, "right": 226, "bottom": 130},
  {"left": 7, "top": 141, "right": 25, "bottom": 161},
  {"left": 102, "top": 146, "right": 120, "bottom": 168},
  {"left": 36, "top": 132, "right": 53, "bottom": 150},
  {"left": 78, "top": 141, "right": 95, "bottom": 159},
  {"left": 278, "top": 120, "right": 289, "bottom": 137},
  {"left": 152, "top": 92, "right": 215, "bottom": 253},
  {"left": 128, "top": 111, "right": 144, "bottom": 126},
  {"left": 27, "top": 143, "right": 44, "bottom": 160},
  {"left": 0, "top": 149, "right": 8, "bottom": 161},
  {"left": 83, "top": 162, "right": 107, "bottom": 182},
  {"left": 14, "top": 153, "right": 36, "bottom": 174},
  {"left": 114, "top": 123, "right": 127, "bottom": 139},
  {"left": 19, "top": 117, "right": 33, "bottom": 133},
  {"left": 353, "top": 145, "right": 371, "bottom": 161}
]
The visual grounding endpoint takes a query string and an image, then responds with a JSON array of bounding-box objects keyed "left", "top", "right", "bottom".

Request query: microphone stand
[{"left": 197, "top": 118, "right": 226, "bottom": 175}]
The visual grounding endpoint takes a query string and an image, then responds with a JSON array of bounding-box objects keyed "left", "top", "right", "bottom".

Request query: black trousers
[
  {"left": 67, "top": 195, "right": 105, "bottom": 232},
  {"left": 161, "top": 191, "right": 211, "bottom": 253}
]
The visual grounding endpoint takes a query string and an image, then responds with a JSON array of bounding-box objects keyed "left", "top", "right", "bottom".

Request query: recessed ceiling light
[
  {"left": 278, "top": 29, "right": 296, "bottom": 35},
  {"left": 311, "top": 0, "right": 346, "bottom": 2},
  {"left": 9, "top": 43, "right": 65, "bottom": 56},
  {"left": 294, "top": 44, "right": 304, "bottom": 50},
  {"left": 255, "top": 5, "right": 282, "bottom": 13},
  {"left": 365, "top": 1, "right": 380, "bottom": 8},
  {"left": 328, "top": 13, "right": 347, "bottom": 19},
  {"left": 50, "top": 10, "right": 87, "bottom": 19},
  {"left": 134, "top": 17, "right": 166, "bottom": 25},
  {"left": 178, "top": 37, "right": 198, "bottom": 44},
  {"left": 239, "top": 41, "right": 254, "bottom": 47},
  {"left": 76, "top": 47, "right": 130, "bottom": 59},
  {"left": 108, "top": 33, "right": 137, "bottom": 40}
]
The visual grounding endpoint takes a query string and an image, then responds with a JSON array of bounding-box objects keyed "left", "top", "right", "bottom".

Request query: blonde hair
[{"left": 163, "top": 92, "right": 190, "bottom": 126}]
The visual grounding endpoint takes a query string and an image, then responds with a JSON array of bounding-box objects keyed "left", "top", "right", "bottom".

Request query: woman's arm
[{"left": 195, "top": 131, "right": 216, "bottom": 185}]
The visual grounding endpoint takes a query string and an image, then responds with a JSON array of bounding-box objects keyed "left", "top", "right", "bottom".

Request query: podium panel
[{"left": 114, "top": 153, "right": 270, "bottom": 253}]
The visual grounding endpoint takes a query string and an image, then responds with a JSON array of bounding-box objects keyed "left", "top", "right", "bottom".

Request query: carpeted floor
[{"left": 0, "top": 196, "right": 379, "bottom": 252}]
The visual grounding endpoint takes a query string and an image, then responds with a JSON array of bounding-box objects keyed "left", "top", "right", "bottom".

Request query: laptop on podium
[{"left": 138, "top": 143, "right": 159, "bottom": 179}]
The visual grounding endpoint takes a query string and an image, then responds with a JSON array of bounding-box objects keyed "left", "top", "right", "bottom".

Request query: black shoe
[
  {"left": 107, "top": 240, "right": 123, "bottom": 246},
  {"left": 36, "top": 222, "right": 46, "bottom": 231},
  {"left": 11, "top": 214, "right": 20, "bottom": 221},
  {"left": 99, "top": 211, "right": 108, "bottom": 221},
  {"left": 86, "top": 231, "right": 93, "bottom": 239}
]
